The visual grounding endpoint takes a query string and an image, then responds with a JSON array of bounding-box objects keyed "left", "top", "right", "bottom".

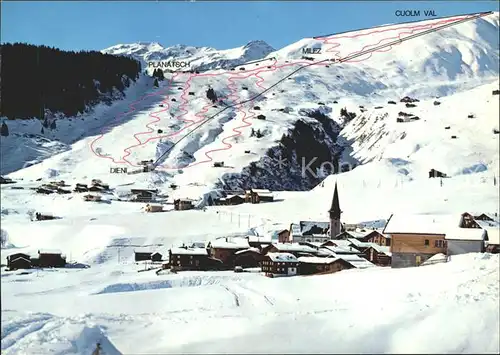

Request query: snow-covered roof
[
  {"left": 247, "top": 235, "right": 272, "bottom": 243},
  {"left": 210, "top": 237, "right": 249, "bottom": 249},
  {"left": 445, "top": 228, "right": 487, "bottom": 241},
  {"left": 321, "top": 245, "right": 360, "bottom": 254},
  {"left": 486, "top": 228, "right": 500, "bottom": 245},
  {"left": 383, "top": 214, "right": 457, "bottom": 235},
  {"left": 190, "top": 241, "right": 207, "bottom": 249},
  {"left": 271, "top": 243, "right": 317, "bottom": 253},
  {"left": 338, "top": 254, "right": 376, "bottom": 268},
  {"left": 170, "top": 247, "right": 208, "bottom": 255},
  {"left": 267, "top": 252, "right": 298, "bottom": 262},
  {"left": 292, "top": 221, "right": 330, "bottom": 236},
  {"left": 365, "top": 244, "right": 392, "bottom": 256},
  {"left": 38, "top": 249, "right": 63, "bottom": 255},
  {"left": 421, "top": 253, "right": 447, "bottom": 266},
  {"left": 297, "top": 256, "right": 339, "bottom": 264},
  {"left": 346, "top": 238, "right": 372, "bottom": 248},
  {"left": 134, "top": 247, "right": 154, "bottom": 253},
  {"left": 235, "top": 247, "right": 261, "bottom": 255},
  {"left": 225, "top": 194, "right": 245, "bottom": 199},
  {"left": 322, "top": 239, "right": 352, "bottom": 248},
  {"left": 251, "top": 189, "right": 272, "bottom": 194}
]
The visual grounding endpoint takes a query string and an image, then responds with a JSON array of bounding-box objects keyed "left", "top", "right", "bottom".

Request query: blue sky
[{"left": 2, "top": 1, "right": 498, "bottom": 51}]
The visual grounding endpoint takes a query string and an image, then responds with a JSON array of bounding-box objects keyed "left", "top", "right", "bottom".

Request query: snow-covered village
[{"left": 1, "top": 2, "right": 499, "bottom": 354}]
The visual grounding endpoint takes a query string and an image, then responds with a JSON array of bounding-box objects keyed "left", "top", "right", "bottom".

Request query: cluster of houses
[
  {"left": 5, "top": 249, "right": 67, "bottom": 270},
  {"left": 138, "top": 182, "right": 499, "bottom": 278},
  {"left": 213, "top": 189, "right": 274, "bottom": 206}
]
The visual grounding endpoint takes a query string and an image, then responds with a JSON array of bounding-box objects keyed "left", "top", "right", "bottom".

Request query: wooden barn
[
  {"left": 37, "top": 249, "right": 66, "bottom": 268},
  {"left": 169, "top": 246, "right": 223, "bottom": 271},
  {"left": 84, "top": 194, "right": 102, "bottom": 202},
  {"left": 6, "top": 253, "right": 32, "bottom": 270},
  {"left": 234, "top": 248, "right": 265, "bottom": 268},
  {"left": 174, "top": 198, "right": 194, "bottom": 210},
  {"left": 429, "top": 169, "right": 447, "bottom": 178},
  {"left": 221, "top": 195, "right": 245, "bottom": 205},
  {"left": 151, "top": 252, "right": 163, "bottom": 262},
  {"left": 245, "top": 189, "right": 274, "bottom": 204},
  {"left": 131, "top": 189, "right": 158, "bottom": 203},
  {"left": 134, "top": 249, "right": 152, "bottom": 262},
  {"left": 207, "top": 237, "right": 250, "bottom": 267},
  {"left": 297, "top": 256, "right": 354, "bottom": 275},
  {"left": 261, "top": 252, "right": 299, "bottom": 277},
  {"left": 363, "top": 244, "right": 392, "bottom": 266}
]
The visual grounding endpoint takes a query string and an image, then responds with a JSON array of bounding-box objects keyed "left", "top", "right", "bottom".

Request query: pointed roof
[{"left": 328, "top": 182, "right": 341, "bottom": 218}]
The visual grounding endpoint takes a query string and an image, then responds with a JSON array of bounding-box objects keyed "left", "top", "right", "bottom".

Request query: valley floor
[{"left": 1, "top": 253, "right": 499, "bottom": 354}]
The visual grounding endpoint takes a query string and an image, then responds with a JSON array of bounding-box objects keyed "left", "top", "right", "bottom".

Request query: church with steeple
[{"left": 328, "top": 182, "right": 342, "bottom": 238}]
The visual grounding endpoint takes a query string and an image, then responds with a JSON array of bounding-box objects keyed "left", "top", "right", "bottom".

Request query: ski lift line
[
  {"left": 153, "top": 11, "right": 491, "bottom": 168},
  {"left": 312, "top": 10, "right": 494, "bottom": 39},
  {"left": 228, "top": 57, "right": 277, "bottom": 69}
]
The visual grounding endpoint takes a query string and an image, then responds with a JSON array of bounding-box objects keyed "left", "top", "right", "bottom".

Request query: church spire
[{"left": 329, "top": 181, "right": 341, "bottom": 219}]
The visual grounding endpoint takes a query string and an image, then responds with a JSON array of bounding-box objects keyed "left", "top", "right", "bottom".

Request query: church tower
[{"left": 328, "top": 182, "right": 342, "bottom": 238}]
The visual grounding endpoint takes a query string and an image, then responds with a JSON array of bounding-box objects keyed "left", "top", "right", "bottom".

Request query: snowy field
[{"left": 1, "top": 253, "right": 499, "bottom": 354}]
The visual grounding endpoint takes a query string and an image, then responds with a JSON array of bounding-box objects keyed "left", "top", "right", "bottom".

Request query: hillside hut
[
  {"left": 144, "top": 204, "right": 164, "bottom": 213},
  {"left": 174, "top": 198, "right": 194, "bottom": 211}
]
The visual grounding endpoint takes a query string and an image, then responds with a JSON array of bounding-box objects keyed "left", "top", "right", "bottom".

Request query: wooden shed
[
  {"left": 38, "top": 249, "right": 66, "bottom": 268},
  {"left": 144, "top": 204, "right": 164, "bottom": 213},
  {"left": 174, "top": 198, "right": 194, "bottom": 211},
  {"left": 6, "top": 253, "right": 31, "bottom": 270},
  {"left": 134, "top": 249, "right": 152, "bottom": 262}
]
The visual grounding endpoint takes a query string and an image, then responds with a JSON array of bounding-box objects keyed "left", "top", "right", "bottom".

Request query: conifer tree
[
  {"left": 50, "top": 120, "right": 56, "bottom": 130},
  {"left": 1, "top": 122, "right": 9, "bottom": 137},
  {"left": 153, "top": 79, "right": 159, "bottom": 87}
]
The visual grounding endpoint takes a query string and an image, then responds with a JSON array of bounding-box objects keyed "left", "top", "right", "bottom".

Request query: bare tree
[{"left": 0, "top": 229, "right": 7, "bottom": 248}]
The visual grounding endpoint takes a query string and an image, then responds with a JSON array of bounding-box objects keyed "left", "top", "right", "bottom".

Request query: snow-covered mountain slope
[{"left": 102, "top": 40, "right": 276, "bottom": 73}]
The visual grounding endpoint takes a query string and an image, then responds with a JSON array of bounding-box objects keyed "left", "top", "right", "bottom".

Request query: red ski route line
[{"left": 89, "top": 14, "right": 478, "bottom": 171}]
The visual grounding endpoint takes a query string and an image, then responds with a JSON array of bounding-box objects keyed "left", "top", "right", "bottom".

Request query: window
[
  {"left": 424, "top": 239, "right": 429, "bottom": 246},
  {"left": 435, "top": 240, "right": 447, "bottom": 248}
]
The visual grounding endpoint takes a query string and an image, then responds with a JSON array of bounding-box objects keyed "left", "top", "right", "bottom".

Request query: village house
[
  {"left": 365, "top": 230, "right": 391, "bottom": 246},
  {"left": 261, "top": 252, "right": 299, "bottom": 277},
  {"left": 445, "top": 227, "right": 487, "bottom": 255},
  {"left": 37, "top": 249, "right": 66, "bottom": 268},
  {"left": 458, "top": 212, "right": 482, "bottom": 228},
  {"left": 262, "top": 243, "right": 318, "bottom": 258},
  {"left": 289, "top": 221, "right": 330, "bottom": 243},
  {"left": 169, "top": 245, "right": 223, "bottom": 271},
  {"left": 297, "top": 256, "right": 354, "bottom": 275},
  {"left": 245, "top": 189, "right": 274, "bottom": 204},
  {"left": 383, "top": 214, "right": 451, "bottom": 268},
  {"left": 276, "top": 229, "right": 291, "bottom": 243},
  {"left": 74, "top": 183, "right": 89, "bottom": 193},
  {"left": 234, "top": 248, "right": 265, "bottom": 268},
  {"left": 174, "top": 198, "right": 194, "bottom": 210},
  {"left": 6, "top": 253, "right": 32, "bottom": 270},
  {"left": 474, "top": 213, "right": 495, "bottom": 222},
  {"left": 131, "top": 189, "right": 158, "bottom": 203},
  {"left": 207, "top": 237, "right": 250, "bottom": 267},
  {"left": 220, "top": 194, "right": 245, "bottom": 205},
  {"left": 134, "top": 249, "right": 153, "bottom": 262},
  {"left": 151, "top": 252, "right": 163, "bottom": 262},
  {"left": 363, "top": 244, "right": 392, "bottom": 266}
]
